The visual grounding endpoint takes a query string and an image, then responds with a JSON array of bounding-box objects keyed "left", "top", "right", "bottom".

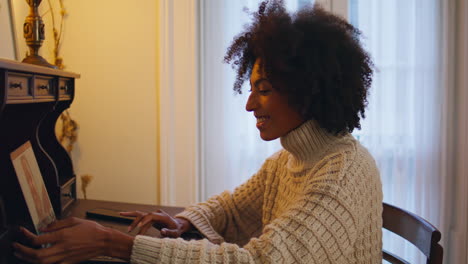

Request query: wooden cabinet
[
  {"left": 5, "top": 72, "right": 33, "bottom": 102},
  {"left": 0, "top": 58, "right": 80, "bottom": 263}
]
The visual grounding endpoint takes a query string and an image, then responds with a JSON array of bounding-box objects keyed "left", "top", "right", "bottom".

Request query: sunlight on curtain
[
  {"left": 200, "top": 0, "right": 455, "bottom": 262},
  {"left": 350, "top": 0, "right": 447, "bottom": 262},
  {"left": 200, "top": 0, "right": 312, "bottom": 200}
]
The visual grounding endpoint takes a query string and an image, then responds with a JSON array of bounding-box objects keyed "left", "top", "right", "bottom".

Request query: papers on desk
[{"left": 10, "top": 141, "right": 56, "bottom": 234}]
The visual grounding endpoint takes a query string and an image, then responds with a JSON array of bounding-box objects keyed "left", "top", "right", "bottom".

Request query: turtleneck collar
[{"left": 280, "top": 120, "right": 343, "bottom": 167}]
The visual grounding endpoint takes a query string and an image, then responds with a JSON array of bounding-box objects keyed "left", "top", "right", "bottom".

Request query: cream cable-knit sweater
[{"left": 130, "top": 120, "right": 383, "bottom": 263}]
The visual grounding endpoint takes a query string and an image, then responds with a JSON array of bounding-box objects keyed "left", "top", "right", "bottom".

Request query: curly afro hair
[{"left": 224, "top": 0, "right": 373, "bottom": 134}]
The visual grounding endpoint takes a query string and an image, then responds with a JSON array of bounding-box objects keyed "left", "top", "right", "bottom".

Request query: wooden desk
[
  {"left": 69, "top": 199, "right": 184, "bottom": 264},
  {"left": 0, "top": 59, "right": 184, "bottom": 263},
  {"left": 66, "top": 199, "right": 184, "bottom": 237},
  {"left": 0, "top": 58, "right": 79, "bottom": 263},
  {"left": 2, "top": 199, "right": 184, "bottom": 263}
]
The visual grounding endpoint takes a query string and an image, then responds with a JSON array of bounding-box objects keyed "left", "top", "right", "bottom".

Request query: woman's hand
[
  {"left": 13, "top": 217, "right": 133, "bottom": 264},
  {"left": 120, "top": 210, "right": 192, "bottom": 237}
]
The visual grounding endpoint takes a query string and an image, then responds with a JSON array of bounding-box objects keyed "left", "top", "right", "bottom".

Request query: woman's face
[{"left": 246, "top": 59, "right": 304, "bottom": 141}]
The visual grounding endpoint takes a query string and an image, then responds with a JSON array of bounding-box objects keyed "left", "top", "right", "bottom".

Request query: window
[
  {"left": 199, "top": 0, "right": 352, "bottom": 200},
  {"left": 350, "top": 0, "right": 445, "bottom": 262},
  {"left": 199, "top": 1, "right": 447, "bottom": 262},
  {"left": 200, "top": 0, "right": 316, "bottom": 200}
]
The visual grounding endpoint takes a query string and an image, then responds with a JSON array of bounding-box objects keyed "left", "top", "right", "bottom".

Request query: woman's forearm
[
  {"left": 175, "top": 217, "right": 194, "bottom": 233},
  {"left": 105, "top": 227, "right": 135, "bottom": 261},
  {"left": 103, "top": 218, "right": 191, "bottom": 261}
]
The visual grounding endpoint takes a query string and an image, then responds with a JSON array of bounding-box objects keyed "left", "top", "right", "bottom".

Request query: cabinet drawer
[
  {"left": 58, "top": 78, "right": 73, "bottom": 99},
  {"left": 60, "top": 177, "right": 76, "bottom": 212},
  {"left": 34, "top": 76, "right": 55, "bottom": 99},
  {"left": 6, "top": 72, "right": 33, "bottom": 101}
]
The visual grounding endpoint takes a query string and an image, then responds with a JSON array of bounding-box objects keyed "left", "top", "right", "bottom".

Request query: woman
[{"left": 14, "top": 1, "right": 382, "bottom": 263}]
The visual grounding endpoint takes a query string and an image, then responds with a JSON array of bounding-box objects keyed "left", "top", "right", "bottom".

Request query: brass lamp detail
[{"left": 22, "top": 0, "right": 56, "bottom": 68}]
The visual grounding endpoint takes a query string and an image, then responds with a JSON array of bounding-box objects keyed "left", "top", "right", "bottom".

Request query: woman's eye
[{"left": 259, "top": 90, "right": 271, "bottom": 95}]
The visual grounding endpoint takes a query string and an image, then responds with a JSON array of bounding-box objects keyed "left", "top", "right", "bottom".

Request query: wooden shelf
[{"left": 0, "top": 58, "right": 80, "bottom": 264}]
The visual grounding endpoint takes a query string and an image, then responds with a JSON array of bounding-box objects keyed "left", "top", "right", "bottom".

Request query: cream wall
[
  {"left": 0, "top": 0, "right": 17, "bottom": 60},
  {"left": 9, "top": 1, "right": 160, "bottom": 205}
]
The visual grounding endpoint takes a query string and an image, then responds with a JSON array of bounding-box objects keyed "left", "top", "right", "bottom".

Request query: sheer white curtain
[
  {"left": 350, "top": 0, "right": 453, "bottom": 262},
  {"left": 199, "top": 0, "right": 306, "bottom": 200},
  {"left": 200, "top": 0, "right": 461, "bottom": 262}
]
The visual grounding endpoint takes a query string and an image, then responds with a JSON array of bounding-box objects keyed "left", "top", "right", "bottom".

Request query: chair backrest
[{"left": 382, "top": 203, "right": 443, "bottom": 264}]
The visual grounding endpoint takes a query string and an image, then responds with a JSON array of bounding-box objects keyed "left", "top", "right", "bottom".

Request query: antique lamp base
[
  {"left": 22, "top": 0, "right": 58, "bottom": 69},
  {"left": 22, "top": 54, "right": 57, "bottom": 69}
]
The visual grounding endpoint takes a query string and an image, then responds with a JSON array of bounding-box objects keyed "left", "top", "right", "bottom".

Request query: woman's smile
[
  {"left": 246, "top": 59, "right": 304, "bottom": 141},
  {"left": 255, "top": 115, "right": 270, "bottom": 129}
]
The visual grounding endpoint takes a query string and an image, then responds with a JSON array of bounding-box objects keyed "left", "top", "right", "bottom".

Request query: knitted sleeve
[
  {"left": 174, "top": 156, "right": 278, "bottom": 245},
  {"left": 130, "top": 153, "right": 361, "bottom": 264}
]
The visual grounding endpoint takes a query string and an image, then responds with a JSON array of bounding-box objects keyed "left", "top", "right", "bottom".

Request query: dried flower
[
  {"left": 47, "top": 0, "right": 66, "bottom": 68},
  {"left": 81, "top": 174, "right": 94, "bottom": 200},
  {"left": 58, "top": 110, "right": 78, "bottom": 151}
]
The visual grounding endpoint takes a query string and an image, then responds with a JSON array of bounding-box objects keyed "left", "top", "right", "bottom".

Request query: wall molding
[
  {"left": 158, "top": 0, "right": 199, "bottom": 206},
  {"left": 444, "top": 0, "right": 468, "bottom": 262},
  {"left": 453, "top": 0, "right": 468, "bottom": 262},
  {"left": 317, "top": 0, "right": 348, "bottom": 19}
]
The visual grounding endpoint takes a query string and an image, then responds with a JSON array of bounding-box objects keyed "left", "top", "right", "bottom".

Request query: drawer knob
[
  {"left": 60, "top": 85, "right": 68, "bottom": 91},
  {"left": 38, "top": 84, "right": 49, "bottom": 90},
  {"left": 9, "top": 82, "right": 23, "bottom": 89},
  {"left": 62, "top": 192, "right": 73, "bottom": 198}
]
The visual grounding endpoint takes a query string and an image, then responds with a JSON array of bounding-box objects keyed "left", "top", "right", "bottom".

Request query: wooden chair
[{"left": 382, "top": 203, "right": 443, "bottom": 264}]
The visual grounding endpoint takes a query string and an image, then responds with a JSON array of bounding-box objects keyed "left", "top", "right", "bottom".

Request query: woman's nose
[{"left": 245, "top": 93, "right": 257, "bottom": 112}]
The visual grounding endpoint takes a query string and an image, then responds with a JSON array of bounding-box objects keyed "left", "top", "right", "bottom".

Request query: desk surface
[
  {"left": 66, "top": 199, "right": 185, "bottom": 237},
  {"left": 67, "top": 199, "right": 185, "bottom": 263},
  {"left": 67, "top": 199, "right": 185, "bottom": 218}
]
